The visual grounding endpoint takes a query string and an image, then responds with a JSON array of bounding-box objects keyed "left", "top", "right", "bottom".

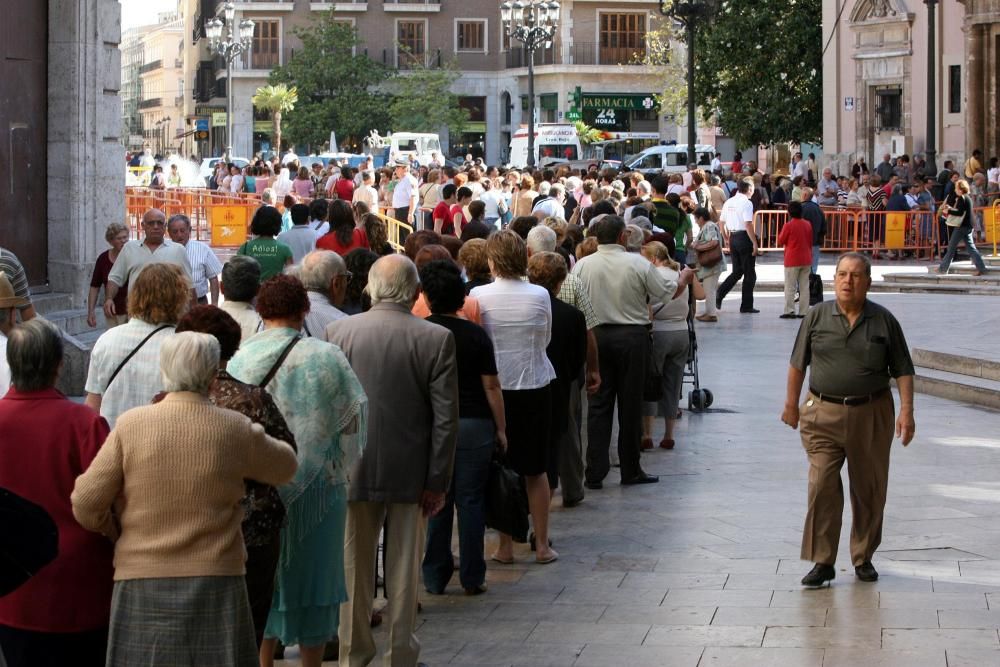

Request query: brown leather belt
[{"left": 809, "top": 387, "right": 889, "bottom": 406}]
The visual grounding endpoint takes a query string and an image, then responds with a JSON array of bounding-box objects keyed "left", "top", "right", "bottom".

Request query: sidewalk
[{"left": 276, "top": 293, "right": 1000, "bottom": 666}]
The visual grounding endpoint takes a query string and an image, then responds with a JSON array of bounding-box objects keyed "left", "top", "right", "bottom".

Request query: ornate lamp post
[
  {"left": 923, "top": 0, "right": 938, "bottom": 177},
  {"left": 660, "top": 0, "right": 717, "bottom": 167},
  {"left": 206, "top": 3, "right": 254, "bottom": 162},
  {"left": 501, "top": 0, "right": 560, "bottom": 169}
]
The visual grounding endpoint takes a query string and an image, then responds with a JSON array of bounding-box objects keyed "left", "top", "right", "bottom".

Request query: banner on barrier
[
  {"left": 208, "top": 206, "right": 250, "bottom": 247},
  {"left": 885, "top": 212, "right": 907, "bottom": 250}
]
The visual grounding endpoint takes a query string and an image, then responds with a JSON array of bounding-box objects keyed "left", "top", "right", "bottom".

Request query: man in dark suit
[{"left": 326, "top": 254, "right": 459, "bottom": 667}]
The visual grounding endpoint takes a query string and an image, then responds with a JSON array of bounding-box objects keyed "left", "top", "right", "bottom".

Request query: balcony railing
[
  {"left": 139, "top": 59, "right": 162, "bottom": 74},
  {"left": 138, "top": 98, "right": 163, "bottom": 109},
  {"left": 503, "top": 42, "right": 648, "bottom": 69}
]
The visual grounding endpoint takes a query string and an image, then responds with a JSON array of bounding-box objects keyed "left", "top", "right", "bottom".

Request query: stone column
[
  {"left": 47, "top": 0, "right": 124, "bottom": 307},
  {"left": 965, "top": 23, "right": 985, "bottom": 156}
]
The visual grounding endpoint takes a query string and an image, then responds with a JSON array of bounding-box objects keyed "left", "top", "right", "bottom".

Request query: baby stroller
[{"left": 684, "top": 289, "right": 713, "bottom": 412}]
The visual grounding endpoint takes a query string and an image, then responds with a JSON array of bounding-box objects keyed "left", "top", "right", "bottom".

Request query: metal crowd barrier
[
  {"left": 374, "top": 211, "right": 414, "bottom": 253},
  {"left": 126, "top": 188, "right": 262, "bottom": 246}
]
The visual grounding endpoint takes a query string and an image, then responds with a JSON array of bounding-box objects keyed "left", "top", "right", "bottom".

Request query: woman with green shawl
[{"left": 228, "top": 274, "right": 366, "bottom": 667}]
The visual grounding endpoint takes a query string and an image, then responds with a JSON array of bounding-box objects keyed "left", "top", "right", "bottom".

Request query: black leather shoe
[
  {"left": 779, "top": 313, "right": 797, "bottom": 319},
  {"left": 855, "top": 561, "right": 879, "bottom": 582},
  {"left": 562, "top": 495, "right": 583, "bottom": 508},
  {"left": 323, "top": 639, "right": 340, "bottom": 661},
  {"left": 740, "top": 308, "right": 761, "bottom": 314},
  {"left": 584, "top": 480, "right": 603, "bottom": 490},
  {"left": 801, "top": 563, "right": 836, "bottom": 587},
  {"left": 622, "top": 472, "right": 659, "bottom": 485}
]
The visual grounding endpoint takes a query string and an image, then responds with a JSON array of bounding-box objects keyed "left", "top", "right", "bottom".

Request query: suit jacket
[{"left": 326, "top": 302, "right": 459, "bottom": 504}]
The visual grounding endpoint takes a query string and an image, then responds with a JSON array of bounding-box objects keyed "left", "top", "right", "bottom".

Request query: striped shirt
[
  {"left": 0, "top": 248, "right": 31, "bottom": 309},
  {"left": 184, "top": 240, "right": 222, "bottom": 299}
]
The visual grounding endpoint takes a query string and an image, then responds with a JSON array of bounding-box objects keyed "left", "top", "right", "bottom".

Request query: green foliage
[
  {"left": 574, "top": 121, "right": 604, "bottom": 145},
  {"left": 268, "top": 11, "right": 393, "bottom": 149},
  {"left": 386, "top": 58, "right": 468, "bottom": 136},
  {"left": 251, "top": 84, "right": 297, "bottom": 153},
  {"left": 640, "top": 17, "right": 689, "bottom": 123},
  {"left": 692, "top": 0, "right": 822, "bottom": 147}
]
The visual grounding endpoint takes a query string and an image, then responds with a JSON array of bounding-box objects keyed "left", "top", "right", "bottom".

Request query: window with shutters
[
  {"left": 599, "top": 13, "right": 646, "bottom": 65},
  {"left": 244, "top": 20, "right": 280, "bottom": 70},
  {"left": 456, "top": 20, "right": 486, "bottom": 52},
  {"left": 397, "top": 20, "right": 426, "bottom": 69}
]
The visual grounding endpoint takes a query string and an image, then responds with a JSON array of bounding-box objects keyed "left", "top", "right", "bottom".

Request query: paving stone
[
  {"left": 620, "top": 571, "right": 729, "bottom": 590},
  {"left": 486, "top": 602, "right": 606, "bottom": 623},
  {"left": 946, "top": 649, "right": 1000, "bottom": 667},
  {"left": 525, "top": 621, "right": 650, "bottom": 645},
  {"left": 663, "top": 588, "right": 774, "bottom": 608},
  {"left": 822, "top": 648, "right": 947, "bottom": 667},
  {"left": 879, "top": 591, "right": 989, "bottom": 610},
  {"left": 597, "top": 604, "right": 715, "bottom": 626},
  {"left": 770, "top": 588, "right": 880, "bottom": 609},
  {"left": 762, "top": 625, "right": 881, "bottom": 648},
  {"left": 643, "top": 624, "right": 765, "bottom": 647},
  {"left": 824, "top": 607, "right": 939, "bottom": 629},
  {"left": 711, "top": 606, "right": 827, "bottom": 627},
  {"left": 573, "top": 643, "right": 704, "bottom": 667},
  {"left": 882, "top": 627, "right": 1000, "bottom": 650},
  {"left": 698, "top": 646, "right": 824, "bottom": 667},
  {"left": 938, "top": 609, "right": 1000, "bottom": 629}
]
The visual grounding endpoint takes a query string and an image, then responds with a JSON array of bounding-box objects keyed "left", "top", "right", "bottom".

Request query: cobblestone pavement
[{"left": 280, "top": 292, "right": 1000, "bottom": 666}]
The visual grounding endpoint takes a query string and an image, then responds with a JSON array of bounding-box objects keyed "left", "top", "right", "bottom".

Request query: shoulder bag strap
[
  {"left": 258, "top": 334, "right": 302, "bottom": 388},
  {"left": 105, "top": 325, "right": 173, "bottom": 391}
]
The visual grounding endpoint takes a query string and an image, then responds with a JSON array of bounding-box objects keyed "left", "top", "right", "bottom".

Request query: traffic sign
[
  {"left": 195, "top": 119, "right": 209, "bottom": 131},
  {"left": 565, "top": 110, "right": 581, "bottom": 121}
]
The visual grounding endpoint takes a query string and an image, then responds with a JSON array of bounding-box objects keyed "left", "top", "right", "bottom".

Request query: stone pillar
[
  {"left": 966, "top": 23, "right": 986, "bottom": 156},
  {"left": 47, "top": 0, "right": 124, "bottom": 307}
]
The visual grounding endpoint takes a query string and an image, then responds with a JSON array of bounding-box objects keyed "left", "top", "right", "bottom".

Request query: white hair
[
  {"left": 538, "top": 181, "right": 552, "bottom": 196},
  {"left": 160, "top": 331, "right": 220, "bottom": 394},
  {"left": 261, "top": 188, "right": 276, "bottom": 205},
  {"left": 526, "top": 225, "right": 557, "bottom": 253},
  {"left": 299, "top": 250, "right": 346, "bottom": 292},
  {"left": 367, "top": 255, "right": 419, "bottom": 306},
  {"left": 637, "top": 180, "right": 651, "bottom": 194}
]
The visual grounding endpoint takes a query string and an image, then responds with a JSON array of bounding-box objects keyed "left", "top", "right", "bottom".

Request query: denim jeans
[
  {"left": 939, "top": 226, "right": 987, "bottom": 273},
  {"left": 422, "top": 417, "right": 495, "bottom": 592},
  {"left": 811, "top": 245, "right": 820, "bottom": 274}
]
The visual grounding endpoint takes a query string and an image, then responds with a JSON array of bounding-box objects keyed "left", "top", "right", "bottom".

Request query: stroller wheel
[
  {"left": 703, "top": 389, "right": 713, "bottom": 408},
  {"left": 689, "top": 389, "right": 709, "bottom": 412}
]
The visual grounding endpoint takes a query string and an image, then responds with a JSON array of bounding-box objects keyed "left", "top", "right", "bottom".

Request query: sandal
[
  {"left": 659, "top": 438, "right": 675, "bottom": 450},
  {"left": 490, "top": 553, "right": 514, "bottom": 565}
]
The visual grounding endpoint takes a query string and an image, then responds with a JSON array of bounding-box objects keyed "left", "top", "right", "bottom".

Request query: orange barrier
[
  {"left": 127, "top": 188, "right": 262, "bottom": 244},
  {"left": 752, "top": 208, "right": 942, "bottom": 255}
]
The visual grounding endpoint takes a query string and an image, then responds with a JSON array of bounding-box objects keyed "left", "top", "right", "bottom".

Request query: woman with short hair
[
  {"left": 0, "top": 319, "right": 114, "bottom": 667},
  {"left": 84, "top": 262, "right": 190, "bottom": 427},
  {"left": 87, "top": 222, "right": 131, "bottom": 328},
  {"left": 237, "top": 206, "right": 293, "bottom": 282},
  {"left": 172, "top": 305, "right": 297, "bottom": 648},
  {"left": 72, "top": 331, "right": 298, "bottom": 667},
  {"left": 419, "top": 260, "right": 506, "bottom": 595},
  {"left": 293, "top": 166, "right": 315, "bottom": 199},
  {"left": 458, "top": 238, "right": 491, "bottom": 294},
  {"left": 228, "top": 275, "right": 368, "bottom": 667},
  {"left": 471, "top": 230, "right": 558, "bottom": 564}
]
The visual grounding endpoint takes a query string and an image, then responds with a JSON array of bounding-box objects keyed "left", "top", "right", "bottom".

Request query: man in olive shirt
[{"left": 781, "top": 252, "right": 915, "bottom": 587}]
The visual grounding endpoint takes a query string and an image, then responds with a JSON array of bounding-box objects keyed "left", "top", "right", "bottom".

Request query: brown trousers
[{"left": 799, "top": 391, "right": 895, "bottom": 567}]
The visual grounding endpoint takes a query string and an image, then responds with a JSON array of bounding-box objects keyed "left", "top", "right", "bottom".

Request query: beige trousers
[
  {"left": 799, "top": 391, "right": 895, "bottom": 567},
  {"left": 783, "top": 266, "right": 810, "bottom": 315},
  {"left": 339, "top": 501, "right": 425, "bottom": 667}
]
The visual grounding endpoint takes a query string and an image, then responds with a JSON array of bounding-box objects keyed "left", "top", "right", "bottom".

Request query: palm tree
[
  {"left": 574, "top": 121, "right": 604, "bottom": 146},
  {"left": 251, "top": 84, "right": 298, "bottom": 155}
]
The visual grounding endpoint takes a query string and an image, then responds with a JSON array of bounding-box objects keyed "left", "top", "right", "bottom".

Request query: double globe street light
[
  {"left": 206, "top": 2, "right": 254, "bottom": 163},
  {"left": 501, "top": 0, "right": 560, "bottom": 169}
]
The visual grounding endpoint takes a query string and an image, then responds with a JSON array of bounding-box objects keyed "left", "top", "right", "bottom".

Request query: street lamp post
[
  {"left": 923, "top": 0, "right": 938, "bottom": 177},
  {"left": 206, "top": 2, "right": 254, "bottom": 163},
  {"left": 660, "top": 0, "right": 717, "bottom": 167},
  {"left": 501, "top": 1, "right": 560, "bottom": 170}
]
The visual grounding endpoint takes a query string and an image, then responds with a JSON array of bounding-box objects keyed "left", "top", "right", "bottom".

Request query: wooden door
[{"left": 0, "top": 2, "right": 48, "bottom": 285}]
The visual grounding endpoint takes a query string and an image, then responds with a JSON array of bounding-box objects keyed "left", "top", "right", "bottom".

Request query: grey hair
[
  {"left": 625, "top": 224, "right": 645, "bottom": 252},
  {"left": 299, "top": 250, "right": 346, "bottom": 292},
  {"left": 366, "top": 254, "right": 419, "bottom": 306},
  {"left": 7, "top": 318, "right": 63, "bottom": 391},
  {"left": 160, "top": 331, "right": 220, "bottom": 394},
  {"left": 526, "top": 225, "right": 557, "bottom": 253},
  {"left": 836, "top": 252, "right": 872, "bottom": 277},
  {"left": 636, "top": 180, "right": 651, "bottom": 194},
  {"left": 261, "top": 188, "right": 276, "bottom": 205},
  {"left": 105, "top": 222, "right": 129, "bottom": 242},
  {"left": 538, "top": 181, "right": 551, "bottom": 196},
  {"left": 549, "top": 183, "right": 565, "bottom": 198},
  {"left": 167, "top": 213, "right": 191, "bottom": 229},
  {"left": 221, "top": 256, "right": 261, "bottom": 302}
]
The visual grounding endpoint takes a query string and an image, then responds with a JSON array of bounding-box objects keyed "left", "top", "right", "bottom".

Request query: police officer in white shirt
[
  {"left": 716, "top": 178, "right": 760, "bottom": 313},
  {"left": 391, "top": 158, "right": 419, "bottom": 242}
]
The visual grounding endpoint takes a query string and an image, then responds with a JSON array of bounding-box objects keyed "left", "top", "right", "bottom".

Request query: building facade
[
  {"left": 138, "top": 15, "right": 186, "bottom": 156},
  {"left": 822, "top": 0, "right": 1000, "bottom": 175},
  {"left": 178, "top": 0, "right": 669, "bottom": 163}
]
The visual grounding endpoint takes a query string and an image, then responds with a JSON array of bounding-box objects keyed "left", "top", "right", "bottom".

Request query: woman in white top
[
  {"left": 640, "top": 241, "right": 701, "bottom": 451},
  {"left": 470, "top": 231, "right": 558, "bottom": 565},
  {"left": 478, "top": 178, "right": 507, "bottom": 229}
]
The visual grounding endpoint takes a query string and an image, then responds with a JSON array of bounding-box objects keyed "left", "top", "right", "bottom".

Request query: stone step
[
  {"left": 29, "top": 291, "right": 74, "bottom": 316},
  {"left": 925, "top": 262, "right": 999, "bottom": 275},
  {"left": 912, "top": 367, "right": 1000, "bottom": 411},
  {"left": 912, "top": 349, "right": 1000, "bottom": 383},
  {"left": 42, "top": 308, "right": 108, "bottom": 336},
  {"left": 882, "top": 272, "right": 1000, "bottom": 285}
]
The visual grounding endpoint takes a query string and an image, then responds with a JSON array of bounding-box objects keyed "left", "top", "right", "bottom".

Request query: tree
[
  {"left": 251, "top": 84, "right": 297, "bottom": 154},
  {"left": 385, "top": 57, "right": 468, "bottom": 136},
  {"left": 639, "top": 15, "right": 689, "bottom": 125},
  {"left": 574, "top": 121, "right": 604, "bottom": 146},
  {"left": 692, "top": 0, "right": 822, "bottom": 147},
  {"left": 268, "top": 11, "right": 393, "bottom": 150}
]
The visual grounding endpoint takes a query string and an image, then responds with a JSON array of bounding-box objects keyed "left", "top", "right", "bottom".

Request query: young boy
[{"left": 777, "top": 200, "right": 814, "bottom": 318}]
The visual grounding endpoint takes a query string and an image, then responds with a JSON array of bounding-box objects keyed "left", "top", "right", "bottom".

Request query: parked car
[
  {"left": 198, "top": 157, "right": 250, "bottom": 187},
  {"left": 623, "top": 144, "right": 715, "bottom": 176}
]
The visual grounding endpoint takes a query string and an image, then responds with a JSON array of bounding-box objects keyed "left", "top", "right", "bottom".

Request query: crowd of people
[{"left": 0, "top": 146, "right": 991, "bottom": 666}]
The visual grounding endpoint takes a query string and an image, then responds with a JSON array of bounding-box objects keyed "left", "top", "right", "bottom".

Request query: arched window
[{"left": 501, "top": 91, "right": 512, "bottom": 125}]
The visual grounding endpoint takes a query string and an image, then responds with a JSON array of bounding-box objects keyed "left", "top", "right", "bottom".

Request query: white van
[
  {"left": 624, "top": 144, "right": 715, "bottom": 176},
  {"left": 508, "top": 124, "right": 583, "bottom": 169},
  {"left": 386, "top": 132, "right": 442, "bottom": 167}
]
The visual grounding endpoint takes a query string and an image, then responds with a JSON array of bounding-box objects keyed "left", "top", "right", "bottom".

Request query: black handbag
[{"left": 485, "top": 458, "right": 530, "bottom": 543}]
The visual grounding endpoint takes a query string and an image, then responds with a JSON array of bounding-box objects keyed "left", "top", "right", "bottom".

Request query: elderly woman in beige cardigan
[{"left": 72, "top": 331, "right": 297, "bottom": 667}]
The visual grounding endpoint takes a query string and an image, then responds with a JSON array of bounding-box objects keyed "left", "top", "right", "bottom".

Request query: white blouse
[{"left": 471, "top": 278, "right": 556, "bottom": 391}]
